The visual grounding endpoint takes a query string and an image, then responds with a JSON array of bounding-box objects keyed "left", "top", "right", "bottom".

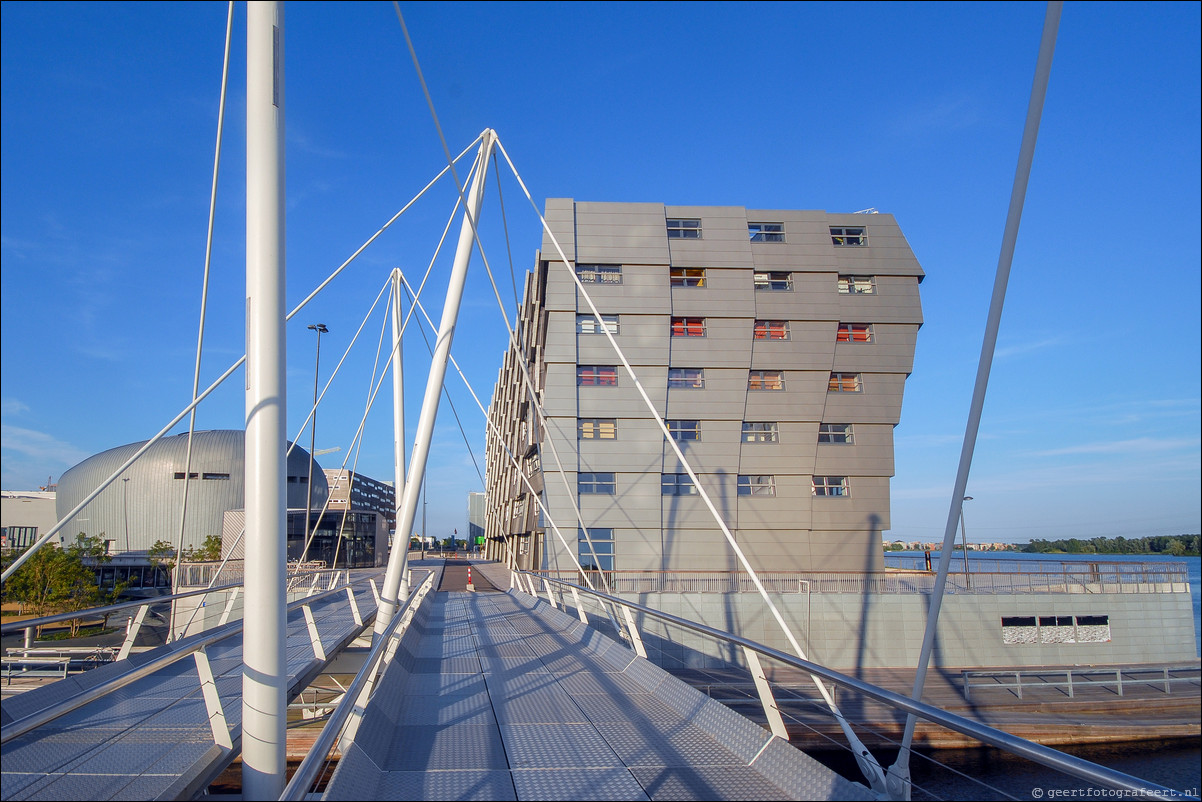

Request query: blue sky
[{"left": 2, "top": 1, "right": 1199, "bottom": 546}]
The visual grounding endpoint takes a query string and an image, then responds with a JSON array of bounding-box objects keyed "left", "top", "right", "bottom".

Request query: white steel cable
[
  {"left": 394, "top": 272, "right": 620, "bottom": 606},
  {"left": 286, "top": 276, "right": 393, "bottom": 460},
  {"left": 169, "top": 1, "right": 234, "bottom": 640},
  {"left": 400, "top": 285, "right": 487, "bottom": 488},
  {"left": 493, "top": 136, "right": 888, "bottom": 792},
  {"left": 395, "top": 271, "right": 626, "bottom": 635},
  {"left": 300, "top": 278, "right": 394, "bottom": 563},
  {"left": 396, "top": 0, "right": 599, "bottom": 596},
  {"left": 490, "top": 156, "right": 523, "bottom": 322},
  {"left": 434, "top": 161, "right": 625, "bottom": 600},
  {"left": 889, "top": 5, "right": 1063, "bottom": 796},
  {"left": 2, "top": 145, "right": 478, "bottom": 580}
]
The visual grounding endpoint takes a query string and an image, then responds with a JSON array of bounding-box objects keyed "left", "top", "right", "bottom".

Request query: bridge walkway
[
  {"left": 323, "top": 586, "right": 872, "bottom": 801},
  {"left": 0, "top": 579, "right": 379, "bottom": 801}
]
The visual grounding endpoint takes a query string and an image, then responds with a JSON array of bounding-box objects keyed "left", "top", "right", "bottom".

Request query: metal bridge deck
[
  {"left": 1, "top": 581, "right": 377, "bottom": 801},
  {"left": 324, "top": 589, "right": 871, "bottom": 801}
]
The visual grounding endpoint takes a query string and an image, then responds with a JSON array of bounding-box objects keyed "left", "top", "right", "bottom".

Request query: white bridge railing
[{"left": 534, "top": 562, "right": 1191, "bottom": 596}]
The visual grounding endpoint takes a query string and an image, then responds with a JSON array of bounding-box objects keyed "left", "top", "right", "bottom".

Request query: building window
[
  {"left": 174, "top": 472, "right": 199, "bottom": 480},
  {"left": 830, "top": 226, "right": 867, "bottom": 246},
  {"left": 579, "top": 527, "right": 614, "bottom": 571},
  {"left": 748, "top": 370, "right": 785, "bottom": 390},
  {"left": 578, "top": 365, "right": 618, "bottom": 386},
  {"left": 818, "top": 423, "right": 854, "bottom": 444},
  {"left": 578, "top": 472, "right": 616, "bottom": 495},
  {"left": 738, "top": 475, "right": 777, "bottom": 496},
  {"left": 667, "top": 420, "right": 701, "bottom": 440},
  {"left": 749, "top": 222, "right": 784, "bottom": 242},
  {"left": 838, "top": 275, "right": 876, "bottom": 294},
  {"left": 671, "top": 317, "right": 706, "bottom": 337},
  {"left": 754, "top": 271, "right": 792, "bottom": 291},
  {"left": 1001, "top": 616, "right": 1038, "bottom": 645},
  {"left": 1002, "top": 615, "right": 1111, "bottom": 646},
  {"left": 668, "top": 368, "right": 705, "bottom": 389},
  {"left": 202, "top": 472, "right": 231, "bottom": 480},
  {"left": 837, "top": 323, "right": 874, "bottom": 343},
  {"left": 741, "top": 421, "right": 779, "bottom": 443},
  {"left": 577, "top": 314, "right": 619, "bottom": 335},
  {"left": 753, "top": 320, "right": 789, "bottom": 340},
  {"left": 828, "top": 372, "right": 862, "bottom": 392},
  {"left": 579, "top": 418, "right": 617, "bottom": 439},
  {"left": 667, "top": 218, "right": 702, "bottom": 239},
  {"left": 661, "top": 473, "right": 699, "bottom": 495},
  {"left": 4, "top": 526, "right": 38, "bottom": 549},
  {"left": 812, "top": 476, "right": 850, "bottom": 497},
  {"left": 670, "top": 267, "right": 706, "bottom": 287},
  {"left": 576, "top": 263, "right": 622, "bottom": 283},
  {"left": 524, "top": 454, "right": 541, "bottom": 475}
]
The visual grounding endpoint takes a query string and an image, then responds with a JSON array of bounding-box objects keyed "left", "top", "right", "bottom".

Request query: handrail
[
  {"left": 523, "top": 571, "right": 1191, "bottom": 800},
  {"left": 531, "top": 565, "right": 1190, "bottom": 595},
  {"left": 0, "top": 578, "right": 373, "bottom": 745},
  {"left": 0, "top": 567, "right": 345, "bottom": 636},
  {"left": 280, "top": 570, "right": 435, "bottom": 801}
]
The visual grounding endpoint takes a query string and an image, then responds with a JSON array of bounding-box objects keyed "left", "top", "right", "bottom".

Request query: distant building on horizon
[
  {"left": 1, "top": 490, "right": 59, "bottom": 551},
  {"left": 44, "top": 430, "right": 388, "bottom": 569},
  {"left": 484, "top": 200, "right": 924, "bottom": 574}
]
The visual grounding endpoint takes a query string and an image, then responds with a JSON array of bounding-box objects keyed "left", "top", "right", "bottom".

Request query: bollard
[{"left": 466, "top": 566, "right": 475, "bottom": 592}]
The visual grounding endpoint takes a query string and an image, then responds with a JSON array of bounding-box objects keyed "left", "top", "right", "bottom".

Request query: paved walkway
[{"left": 324, "top": 590, "right": 872, "bottom": 801}]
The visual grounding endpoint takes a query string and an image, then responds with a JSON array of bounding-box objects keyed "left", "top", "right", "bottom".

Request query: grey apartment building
[{"left": 484, "top": 200, "right": 924, "bottom": 575}]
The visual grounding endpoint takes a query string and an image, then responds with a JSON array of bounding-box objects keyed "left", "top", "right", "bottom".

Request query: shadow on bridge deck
[{"left": 324, "top": 587, "right": 871, "bottom": 801}]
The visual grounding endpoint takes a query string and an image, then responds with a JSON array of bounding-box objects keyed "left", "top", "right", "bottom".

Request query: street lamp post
[
  {"left": 959, "top": 496, "right": 974, "bottom": 576},
  {"left": 305, "top": 324, "right": 328, "bottom": 563}
]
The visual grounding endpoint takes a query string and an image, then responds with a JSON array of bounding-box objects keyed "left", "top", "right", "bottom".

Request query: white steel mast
[
  {"left": 390, "top": 268, "right": 407, "bottom": 598},
  {"left": 374, "top": 130, "right": 496, "bottom": 637},
  {"left": 242, "top": 1, "right": 288, "bottom": 797}
]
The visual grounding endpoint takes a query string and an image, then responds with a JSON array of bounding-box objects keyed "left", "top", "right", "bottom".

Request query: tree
[
  {"left": 3, "top": 534, "right": 128, "bottom": 637},
  {"left": 184, "top": 535, "right": 222, "bottom": 562},
  {"left": 3, "top": 544, "right": 72, "bottom": 622},
  {"left": 148, "top": 540, "right": 176, "bottom": 571}
]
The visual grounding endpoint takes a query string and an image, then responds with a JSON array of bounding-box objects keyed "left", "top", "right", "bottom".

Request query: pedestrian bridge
[
  {"left": 1, "top": 560, "right": 1181, "bottom": 802},
  {"left": 1, "top": 561, "right": 869, "bottom": 801},
  {"left": 323, "top": 588, "right": 868, "bottom": 801}
]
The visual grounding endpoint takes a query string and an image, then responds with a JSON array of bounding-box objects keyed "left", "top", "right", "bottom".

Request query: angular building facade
[{"left": 484, "top": 200, "right": 924, "bottom": 574}]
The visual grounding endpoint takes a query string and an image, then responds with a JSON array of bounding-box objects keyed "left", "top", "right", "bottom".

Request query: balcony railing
[{"left": 533, "top": 561, "right": 1190, "bottom": 595}]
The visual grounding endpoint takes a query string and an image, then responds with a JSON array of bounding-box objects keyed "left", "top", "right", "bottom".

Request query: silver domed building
[{"left": 56, "top": 430, "right": 329, "bottom": 556}]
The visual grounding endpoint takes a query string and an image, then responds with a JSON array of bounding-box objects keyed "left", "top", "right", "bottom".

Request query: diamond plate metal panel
[
  {"left": 749, "top": 737, "right": 876, "bottom": 801},
  {"left": 570, "top": 692, "right": 684, "bottom": 724},
  {"left": 371, "top": 769, "right": 516, "bottom": 801},
  {"left": 511, "top": 767, "right": 650, "bottom": 801},
  {"left": 323, "top": 742, "right": 383, "bottom": 800},
  {"left": 491, "top": 689, "right": 588, "bottom": 725},
  {"left": 396, "top": 693, "right": 496, "bottom": 726},
  {"left": 479, "top": 641, "right": 538, "bottom": 658},
  {"left": 403, "top": 672, "right": 488, "bottom": 696},
  {"left": 684, "top": 700, "right": 770, "bottom": 763},
  {"left": 412, "top": 655, "right": 481, "bottom": 674},
  {"left": 555, "top": 671, "right": 656, "bottom": 697},
  {"left": 629, "top": 765, "right": 794, "bottom": 801},
  {"left": 480, "top": 655, "right": 551, "bottom": 676},
  {"left": 593, "top": 722, "right": 746, "bottom": 768},
  {"left": 382, "top": 724, "right": 507, "bottom": 771},
  {"left": 499, "top": 723, "right": 623, "bottom": 769}
]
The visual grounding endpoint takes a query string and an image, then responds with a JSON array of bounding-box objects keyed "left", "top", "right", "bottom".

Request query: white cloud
[
  {"left": 1, "top": 398, "right": 31, "bottom": 417},
  {"left": 0, "top": 425, "right": 90, "bottom": 468},
  {"left": 1030, "top": 437, "right": 1201, "bottom": 457},
  {"left": 994, "top": 336, "right": 1064, "bottom": 359}
]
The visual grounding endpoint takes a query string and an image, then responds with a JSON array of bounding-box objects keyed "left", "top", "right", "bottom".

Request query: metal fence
[{"left": 534, "top": 561, "right": 1190, "bottom": 596}]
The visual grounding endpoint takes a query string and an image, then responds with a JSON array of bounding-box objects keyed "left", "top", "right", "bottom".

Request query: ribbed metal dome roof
[{"left": 55, "top": 430, "right": 328, "bottom": 553}]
